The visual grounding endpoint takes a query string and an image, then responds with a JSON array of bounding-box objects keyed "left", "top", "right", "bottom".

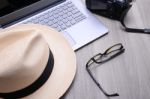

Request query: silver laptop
[{"left": 0, "top": 0, "right": 108, "bottom": 50}]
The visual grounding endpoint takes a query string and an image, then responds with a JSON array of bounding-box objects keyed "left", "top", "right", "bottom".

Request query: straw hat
[{"left": 0, "top": 24, "right": 76, "bottom": 99}]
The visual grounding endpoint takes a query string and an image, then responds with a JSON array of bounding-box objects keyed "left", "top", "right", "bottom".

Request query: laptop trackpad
[{"left": 61, "top": 31, "right": 76, "bottom": 47}]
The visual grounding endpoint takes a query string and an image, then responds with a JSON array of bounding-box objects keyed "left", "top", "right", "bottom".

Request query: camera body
[{"left": 86, "top": 0, "right": 132, "bottom": 20}]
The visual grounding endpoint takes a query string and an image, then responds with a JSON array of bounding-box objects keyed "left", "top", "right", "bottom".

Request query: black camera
[
  {"left": 86, "top": 0, "right": 150, "bottom": 34},
  {"left": 86, "top": 0, "right": 132, "bottom": 20}
]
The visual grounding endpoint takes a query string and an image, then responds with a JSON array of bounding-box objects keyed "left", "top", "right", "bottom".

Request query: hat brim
[{"left": 3, "top": 24, "right": 76, "bottom": 99}]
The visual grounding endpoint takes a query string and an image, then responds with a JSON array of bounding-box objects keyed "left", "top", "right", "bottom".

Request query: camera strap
[{"left": 120, "top": 6, "right": 150, "bottom": 34}]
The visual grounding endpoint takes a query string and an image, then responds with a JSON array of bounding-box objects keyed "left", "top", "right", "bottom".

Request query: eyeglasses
[{"left": 86, "top": 43, "right": 125, "bottom": 97}]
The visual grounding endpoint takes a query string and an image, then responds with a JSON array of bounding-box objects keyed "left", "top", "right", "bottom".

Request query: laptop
[{"left": 0, "top": 0, "right": 108, "bottom": 50}]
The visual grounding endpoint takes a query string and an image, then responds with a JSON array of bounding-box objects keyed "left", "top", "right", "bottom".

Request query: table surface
[{"left": 62, "top": 0, "right": 150, "bottom": 99}]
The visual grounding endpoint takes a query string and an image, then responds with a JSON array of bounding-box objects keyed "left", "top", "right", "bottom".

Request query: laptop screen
[
  {"left": 0, "top": 0, "right": 64, "bottom": 27},
  {"left": 0, "top": 0, "right": 41, "bottom": 17}
]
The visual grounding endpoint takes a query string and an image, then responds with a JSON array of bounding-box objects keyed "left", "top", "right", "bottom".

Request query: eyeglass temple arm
[{"left": 86, "top": 66, "right": 119, "bottom": 97}]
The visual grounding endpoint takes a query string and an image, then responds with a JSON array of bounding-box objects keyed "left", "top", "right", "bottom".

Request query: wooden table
[{"left": 62, "top": 0, "right": 150, "bottom": 99}]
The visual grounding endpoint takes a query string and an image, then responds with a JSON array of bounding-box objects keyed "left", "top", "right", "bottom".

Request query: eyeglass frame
[{"left": 86, "top": 43, "right": 125, "bottom": 97}]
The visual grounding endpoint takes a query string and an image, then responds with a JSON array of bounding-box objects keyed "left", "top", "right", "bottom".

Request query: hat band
[{"left": 0, "top": 50, "right": 54, "bottom": 98}]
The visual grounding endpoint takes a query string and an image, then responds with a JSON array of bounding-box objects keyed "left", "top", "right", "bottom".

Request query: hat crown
[{"left": 0, "top": 31, "right": 50, "bottom": 93}]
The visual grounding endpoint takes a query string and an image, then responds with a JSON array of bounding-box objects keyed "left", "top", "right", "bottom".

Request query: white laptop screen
[{"left": 0, "top": 0, "right": 65, "bottom": 27}]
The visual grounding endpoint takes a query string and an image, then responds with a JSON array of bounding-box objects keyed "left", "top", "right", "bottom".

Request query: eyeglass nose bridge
[{"left": 92, "top": 53, "right": 104, "bottom": 64}]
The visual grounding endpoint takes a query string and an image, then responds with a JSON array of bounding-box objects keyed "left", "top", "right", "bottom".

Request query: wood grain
[{"left": 62, "top": 0, "right": 150, "bottom": 99}]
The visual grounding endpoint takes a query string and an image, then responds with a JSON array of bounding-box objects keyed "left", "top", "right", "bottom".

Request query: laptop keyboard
[{"left": 22, "top": 1, "right": 87, "bottom": 32}]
